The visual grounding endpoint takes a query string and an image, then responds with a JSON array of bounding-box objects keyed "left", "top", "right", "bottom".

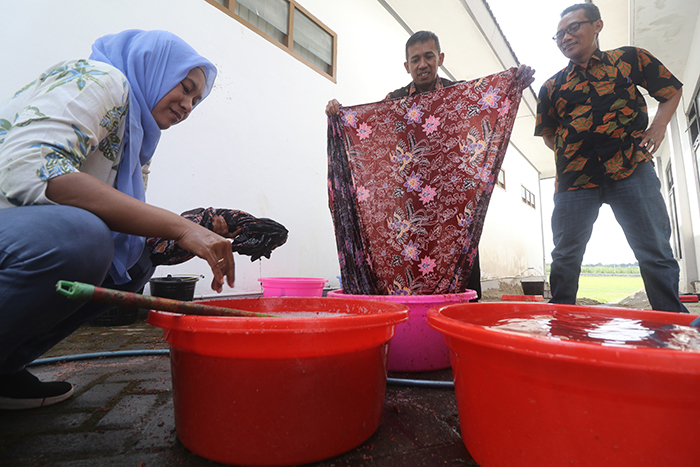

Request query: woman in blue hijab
[{"left": 0, "top": 30, "right": 232, "bottom": 410}]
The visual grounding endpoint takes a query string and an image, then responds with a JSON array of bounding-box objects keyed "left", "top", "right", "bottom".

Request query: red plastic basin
[
  {"left": 427, "top": 302, "right": 700, "bottom": 467},
  {"left": 148, "top": 297, "right": 408, "bottom": 467}
]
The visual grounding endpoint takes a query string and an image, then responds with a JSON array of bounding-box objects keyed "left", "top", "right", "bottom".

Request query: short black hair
[
  {"left": 561, "top": 3, "right": 601, "bottom": 21},
  {"left": 405, "top": 31, "right": 441, "bottom": 60}
]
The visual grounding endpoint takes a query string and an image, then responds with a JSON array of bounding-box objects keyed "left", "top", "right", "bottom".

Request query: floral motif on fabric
[
  {"left": 341, "top": 109, "right": 358, "bottom": 128},
  {"left": 357, "top": 122, "right": 372, "bottom": 140},
  {"left": 478, "top": 86, "right": 502, "bottom": 110},
  {"left": 419, "top": 256, "right": 436, "bottom": 275},
  {"left": 404, "top": 103, "right": 424, "bottom": 124},
  {"left": 404, "top": 172, "right": 422, "bottom": 192},
  {"left": 419, "top": 185, "right": 436, "bottom": 204},
  {"left": 98, "top": 104, "right": 127, "bottom": 162},
  {"left": 0, "top": 119, "right": 12, "bottom": 145},
  {"left": 356, "top": 185, "right": 370, "bottom": 202},
  {"left": 328, "top": 70, "right": 526, "bottom": 295},
  {"left": 401, "top": 240, "right": 421, "bottom": 261},
  {"left": 43, "top": 59, "right": 108, "bottom": 93},
  {"left": 499, "top": 98, "right": 512, "bottom": 118},
  {"left": 36, "top": 125, "right": 93, "bottom": 180},
  {"left": 422, "top": 115, "right": 440, "bottom": 135}
]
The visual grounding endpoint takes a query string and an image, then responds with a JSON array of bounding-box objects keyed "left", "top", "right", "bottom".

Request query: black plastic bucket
[
  {"left": 91, "top": 286, "right": 144, "bottom": 327},
  {"left": 521, "top": 281, "right": 545, "bottom": 296},
  {"left": 149, "top": 275, "right": 200, "bottom": 301}
]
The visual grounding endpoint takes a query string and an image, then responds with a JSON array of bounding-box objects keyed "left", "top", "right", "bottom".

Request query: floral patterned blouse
[{"left": 0, "top": 59, "right": 130, "bottom": 208}]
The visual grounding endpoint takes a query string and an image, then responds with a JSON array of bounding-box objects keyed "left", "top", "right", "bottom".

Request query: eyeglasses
[{"left": 552, "top": 20, "right": 594, "bottom": 42}]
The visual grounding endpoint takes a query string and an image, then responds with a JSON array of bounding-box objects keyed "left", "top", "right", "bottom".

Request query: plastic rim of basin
[
  {"left": 326, "top": 289, "right": 476, "bottom": 372},
  {"left": 258, "top": 277, "right": 328, "bottom": 297},
  {"left": 427, "top": 302, "right": 700, "bottom": 467},
  {"left": 148, "top": 297, "right": 408, "bottom": 467}
]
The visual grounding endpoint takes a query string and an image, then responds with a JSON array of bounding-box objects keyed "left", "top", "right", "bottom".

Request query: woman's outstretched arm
[{"left": 46, "top": 172, "right": 235, "bottom": 292}]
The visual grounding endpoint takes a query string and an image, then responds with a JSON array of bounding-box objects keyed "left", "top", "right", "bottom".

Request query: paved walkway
[
  {"left": 0, "top": 311, "right": 476, "bottom": 467},
  {"left": 2, "top": 298, "right": 698, "bottom": 467}
]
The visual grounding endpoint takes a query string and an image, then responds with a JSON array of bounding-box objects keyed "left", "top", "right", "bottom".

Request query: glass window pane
[
  {"left": 293, "top": 8, "right": 333, "bottom": 71},
  {"left": 236, "top": 0, "right": 289, "bottom": 44},
  {"left": 689, "top": 104, "right": 698, "bottom": 146}
]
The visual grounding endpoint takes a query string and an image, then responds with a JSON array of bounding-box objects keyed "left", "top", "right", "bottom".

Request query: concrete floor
[
  {"left": 0, "top": 310, "right": 476, "bottom": 467},
  {"left": 1, "top": 295, "right": 698, "bottom": 466}
]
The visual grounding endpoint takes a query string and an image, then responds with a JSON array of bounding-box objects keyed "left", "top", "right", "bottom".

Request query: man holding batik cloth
[{"left": 326, "top": 31, "right": 534, "bottom": 296}]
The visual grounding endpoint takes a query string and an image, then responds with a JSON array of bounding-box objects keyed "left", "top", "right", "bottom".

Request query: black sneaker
[{"left": 0, "top": 369, "right": 74, "bottom": 410}]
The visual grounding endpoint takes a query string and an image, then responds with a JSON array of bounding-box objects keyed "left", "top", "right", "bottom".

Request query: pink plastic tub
[
  {"left": 148, "top": 297, "right": 408, "bottom": 466},
  {"left": 428, "top": 302, "right": 700, "bottom": 467},
  {"left": 258, "top": 277, "right": 328, "bottom": 297},
  {"left": 327, "top": 289, "right": 476, "bottom": 371}
]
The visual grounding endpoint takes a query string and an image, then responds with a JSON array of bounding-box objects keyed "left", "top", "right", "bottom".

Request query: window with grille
[
  {"left": 666, "top": 162, "right": 683, "bottom": 259},
  {"left": 208, "top": 0, "right": 336, "bottom": 80},
  {"left": 521, "top": 185, "right": 535, "bottom": 208},
  {"left": 687, "top": 89, "right": 700, "bottom": 190},
  {"left": 497, "top": 169, "right": 506, "bottom": 190}
]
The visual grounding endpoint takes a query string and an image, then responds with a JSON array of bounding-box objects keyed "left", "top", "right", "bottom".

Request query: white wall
[
  {"left": 2, "top": 0, "right": 544, "bottom": 297},
  {"left": 480, "top": 145, "right": 545, "bottom": 282},
  {"left": 0, "top": 0, "right": 414, "bottom": 298},
  {"left": 667, "top": 5, "right": 700, "bottom": 292}
]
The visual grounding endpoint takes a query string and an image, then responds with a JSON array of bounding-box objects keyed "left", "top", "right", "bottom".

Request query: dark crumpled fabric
[{"left": 147, "top": 207, "right": 289, "bottom": 266}]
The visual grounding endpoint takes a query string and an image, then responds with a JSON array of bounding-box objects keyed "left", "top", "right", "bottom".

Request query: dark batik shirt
[
  {"left": 535, "top": 47, "right": 682, "bottom": 193},
  {"left": 385, "top": 76, "right": 462, "bottom": 99}
]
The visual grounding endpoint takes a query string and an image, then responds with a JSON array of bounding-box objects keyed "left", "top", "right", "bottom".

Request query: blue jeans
[
  {"left": 550, "top": 161, "right": 687, "bottom": 313},
  {"left": 0, "top": 205, "right": 155, "bottom": 373}
]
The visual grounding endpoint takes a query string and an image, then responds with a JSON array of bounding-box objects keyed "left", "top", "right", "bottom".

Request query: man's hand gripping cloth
[
  {"left": 328, "top": 69, "right": 527, "bottom": 295},
  {"left": 147, "top": 207, "right": 289, "bottom": 266}
]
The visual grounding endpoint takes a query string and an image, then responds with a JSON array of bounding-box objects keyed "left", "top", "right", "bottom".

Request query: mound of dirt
[
  {"left": 575, "top": 297, "right": 604, "bottom": 306},
  {"left": 481, "top": 281, "right": 523, "bottom": 301},
  {"left": 613, "top": 289, "right": 651, "bottom": 309}
]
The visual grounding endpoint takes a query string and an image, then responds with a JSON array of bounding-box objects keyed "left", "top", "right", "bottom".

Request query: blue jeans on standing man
[
  {"left": 549, "top": 161, "right": 688, "bottom": 313},
  {"left": 0, "top": 205, "right": 155, "bottom": 374}
]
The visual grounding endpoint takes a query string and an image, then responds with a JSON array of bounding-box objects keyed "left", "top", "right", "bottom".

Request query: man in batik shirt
[
  {"left": 535, "top": 3, "right": 686, "bottom": 312},
  {"left": 327, "top": 31, "right": 534, "bottom": 299}
]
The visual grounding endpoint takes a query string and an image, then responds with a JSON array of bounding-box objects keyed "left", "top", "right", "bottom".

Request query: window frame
[
  {"left": 666, "top": 162, "right": 683, "bottom": 259},
  {"left": 496, "top": 169, "right": 506, "bottom": 190},
  {"left": 686, "top": 86, "right": 700, "bottom": 198},
  {"left": 206, "top": 0, "right": 337, "bottom": 82},
  {"left": 521, "top": 185, "right": 536, "bottom": 209}
]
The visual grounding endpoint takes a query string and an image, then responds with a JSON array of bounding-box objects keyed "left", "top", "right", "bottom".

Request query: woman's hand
[
  {"left": 46, "top": 172, "right": 237, "bottom": 292},
  {"left": 174, "top": 223, "right": 235, "bottom": 293},
  {"left": 212, "top": 214, "right": 242, "bottom": 239}
]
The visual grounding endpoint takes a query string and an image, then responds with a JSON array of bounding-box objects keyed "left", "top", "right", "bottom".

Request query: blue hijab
[{"left": 89, "top": 30, "right": 217, "bottom": 284}]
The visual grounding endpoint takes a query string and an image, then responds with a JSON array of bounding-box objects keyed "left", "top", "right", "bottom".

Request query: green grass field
[{"left": 569, "top": 275, "right": 644, "bottom": 304}]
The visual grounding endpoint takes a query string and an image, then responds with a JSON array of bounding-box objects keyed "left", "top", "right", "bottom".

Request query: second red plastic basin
[{"left": 148, "top": 297, "right": 408, "bottom": 467}]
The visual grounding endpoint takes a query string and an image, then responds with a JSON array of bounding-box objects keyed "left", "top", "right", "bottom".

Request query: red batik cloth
[{"left": 328, "top": 69, "right": 526, "bottom": 295}]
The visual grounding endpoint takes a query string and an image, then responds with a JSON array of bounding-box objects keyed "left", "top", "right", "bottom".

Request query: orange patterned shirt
[{"left": 535, "top": 47, "right": 682, "bottom": 193}]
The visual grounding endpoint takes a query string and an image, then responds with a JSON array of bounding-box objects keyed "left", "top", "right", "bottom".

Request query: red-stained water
[{"left": 482, "top": 311, "right": 700, "bottom": 351}]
